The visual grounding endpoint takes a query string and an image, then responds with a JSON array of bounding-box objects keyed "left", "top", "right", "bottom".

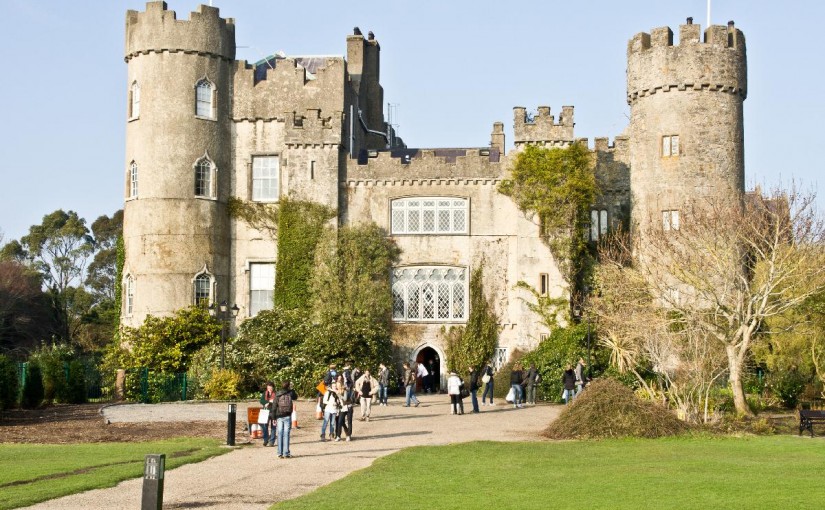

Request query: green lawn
[
  {"left": 274, "top": 436, "right": 825, "bottom": 509},
  {"left": 0, "top": 438, "right": 228, "bottom": 510}
]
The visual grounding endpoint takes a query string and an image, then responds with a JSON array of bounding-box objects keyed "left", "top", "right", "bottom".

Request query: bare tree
[{"left": 634, "top": 187, "right": 825, "bottom": 416}]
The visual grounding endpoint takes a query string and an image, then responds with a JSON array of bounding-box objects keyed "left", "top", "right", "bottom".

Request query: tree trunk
[{"left": 726, "top": 344, "right": 753, "bottom": 416}]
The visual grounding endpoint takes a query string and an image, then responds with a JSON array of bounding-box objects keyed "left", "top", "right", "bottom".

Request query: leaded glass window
[
  {"left": 195, "top": 158, "right": 213, "bottom": 197},
  {"left": 390, "top": 197, "right": 469, "bottom": 234},
  {"left": 196, "top": 79, "right": 214, "bottom": 118},
  {"left": 125, "top": 275, "right": 134, "bottom": 315},
  {"left": 391, "top": 267, "right": 468, "bottom": 322},
  {"left": 193, "top": 273, "right": 211, "bottom": 306},
  {"left": 129, "top": 162, "right": 138, "bottom": 198}
]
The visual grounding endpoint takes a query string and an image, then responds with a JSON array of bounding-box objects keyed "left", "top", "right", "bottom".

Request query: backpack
[
  {"left": 276, "top": 391, "right": 293, "bottom": 416},
  {"left": 342, "top": 369, "right": 353, "bottom": 389}
]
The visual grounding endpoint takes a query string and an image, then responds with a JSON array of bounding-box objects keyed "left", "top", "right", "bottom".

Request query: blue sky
[{"left": 1, "top": 0, "right": 822, "bottom": 243}]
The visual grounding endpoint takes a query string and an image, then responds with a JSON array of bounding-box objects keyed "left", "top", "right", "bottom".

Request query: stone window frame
[
  {"left": 389, "top": 196, "right": 470, "bottom": 235},
  {"left": 250, "top": 154, "right": 280, "bottom": 203},
  {"left": 539, "top": 273, "right": 549, "bottom": 296},
  {"left": 662, "top": 209, "right": 680, "bottom": 232},
  {"left": 589, "top": 209, "right": 608, "bottom": 241},
  {"left": 124, "top": 273, "right": 135, "bottom": 317},
  {"left": 391, "top": 265, "right": 468, "bottom": 323},
  {"left": 246, "top": 259, "right": 277, "bottom": 317},
  {"left": 192, "top": 265, "right": 214, "bottom": 307},
  {"left": 662, "top": 134, "right": 680, "bottom": 158},
  {"left": 194, "top": 153, "right": 217, "bottom": 199},
  {"left": 126, "top": 161, "right": 138, "bottom": 200},
  {"left": 128, "top": 81, "right": 140, "bottom": 121},
  {"left": 194, "top": 77, "right": 216, "bottom": 120}
]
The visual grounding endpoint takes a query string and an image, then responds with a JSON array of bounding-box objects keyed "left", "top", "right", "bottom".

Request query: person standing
[
  {"left": 562, "top": 364, "right": 577, "bottom": 404},
  {"left": 403, "top": 362, "right": 420, "bottom": 407},
  {"left": 320, "top": 384, "right": 340, "bottom": 441},
  {"left": 427, "top": 359, "right": 436, "bottom": 393},
  {"left": 524, "top": 363, "right": 538, "bottom": 405},
  {"left": 481, "top": 362, "right": 495, "bottom": 406},
  {"left": 468, "top": 366, "right": 480, "bottom": 413},
  {"left": 274, "top": 380, "right": 298, "bottom": 458},
  {"left": 259, "top": 381, "right": 276, "bottom": 447},
  {"left": 355, "top": 369, "right": 379, "bottom": 421},
  {"left": 575, "top": 358, "right": 587, "bottom": 396},
  {"left": 447, "top": 372, "right": 463, "bottom": 415},
  {"left": 510, "top": 364, "right": 525, "bottom": 408},
  {"left": 377, "top": 363, "right": 390, "bottom": 406},
  {"left": 333, "top": 376, "right": 351, "bottom": 441},
  {"left": 341, "top": 363, "right": 355, "bottom": 434},
  {"left": 416, "top": 361, "right": 429, "bottom": 393}
]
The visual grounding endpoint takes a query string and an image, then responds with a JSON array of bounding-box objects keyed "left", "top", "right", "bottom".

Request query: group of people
[{"left": 257, "top": 356, "right": 590, "bottom": 458}]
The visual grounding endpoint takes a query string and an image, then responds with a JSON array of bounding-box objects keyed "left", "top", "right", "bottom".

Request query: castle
[{"left": 121, "top": 2, "right": 746, "bottom": 379}]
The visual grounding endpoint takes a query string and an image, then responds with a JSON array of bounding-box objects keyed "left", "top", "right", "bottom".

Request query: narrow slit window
[{"left": 539, "top": 273, "right": 549, "bottom": 296}]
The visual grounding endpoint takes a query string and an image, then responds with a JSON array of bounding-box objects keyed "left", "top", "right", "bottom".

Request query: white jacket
[
  {"left": 322, "top": 390, "right": 340, "bottom": 414},
  {"left": 447, "top": 375, "right": 462, "bottom": 395}
]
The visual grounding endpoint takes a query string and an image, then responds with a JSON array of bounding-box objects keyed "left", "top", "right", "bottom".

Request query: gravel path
[{"left": 23, "top": 395, "right": 562, "bottom": 509}]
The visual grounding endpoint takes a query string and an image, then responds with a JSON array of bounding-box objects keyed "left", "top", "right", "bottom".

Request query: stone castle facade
[{"left": 121, "top": 3, "right": 746, "bottom": 375}]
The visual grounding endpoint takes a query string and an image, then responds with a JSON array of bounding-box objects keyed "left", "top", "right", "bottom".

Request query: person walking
[
  {"left": 524, "top": 363, "right": 539, "bottom": 405},
  {"left": 447, "top": 371, "right": 463, "bottom": 415},
  {"left": 468, "top": 366, "right": 480, "bottom": 413},
  {"left": 377, "top": 363, "right": 390, "bottom": 406},
  {"left": 320, "top": 383, "right": 340, "bottom": 441},
  {"left": 259, "top": 381, "right": 276, "bottom": 447},
  {"left": 510, "top": 364, "right": 525, "bottom": 408},
  {"left": 575, "top": 357, "right": 587, "bottom": 396},
  {"left": 355, "top": 369, "right": 379, "bottom": 421},
  {"left": 274, "top": 380, "right": 298, "bottom": 458},
  {"left": 416, "top": 361, "right": 429, "bottom": 393},
  {"left": 481, "top": 362, "right": 495, "bottom": 406},
  {"left": 333, "top": 376, "right": 352, "bottom": 441},
  {"left": 403, "top": 362, "right": 420, "bottom": 407},
  {"left": 562, "top": 364, "right": 577, "bottom": 404},
  {"left": 341, "top": 364, "right": 355, "bottom": 434}
]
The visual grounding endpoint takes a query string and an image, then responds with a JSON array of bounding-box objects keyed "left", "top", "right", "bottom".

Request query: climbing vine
[
  {"left": 445, "top": 263, "right": 499, "bottom": 374},
  {"left": 498, "top": 143, "right": 600, "bottom": 301}
]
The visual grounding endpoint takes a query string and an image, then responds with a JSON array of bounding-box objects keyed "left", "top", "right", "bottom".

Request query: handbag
[
  {"left": 482, "top": 373, "right": 491, "bottom": 384},
  {"left": 505, "top": 387, "right": 515, "bottom": 403},
  {"left": 315, "top": 402, "right": 324, "bottom": 420},
  {"left": 257, "top": 408, "right": 270, "bottom": 424}
]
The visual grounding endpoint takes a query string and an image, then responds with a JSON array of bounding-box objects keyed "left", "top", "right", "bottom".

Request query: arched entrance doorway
[{"left": 415, "top": 346, "right": 441, "bottom": 393}]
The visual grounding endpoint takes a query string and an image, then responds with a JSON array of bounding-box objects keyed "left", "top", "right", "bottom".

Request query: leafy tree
[
  {"left": 20, "top": 362, "right": 44, "bottom": 409},
  {"left": 86, "top": 210, "right": 123, "bottom": 304},
  {"left": 445, "top": 264, "right": 499, "bottom": 375},
  {"left": 499, "top": 143, "right": 599, "bottom": 301},
  {"left": 0, "top": 354, "right": 19, "bottom": 411}
]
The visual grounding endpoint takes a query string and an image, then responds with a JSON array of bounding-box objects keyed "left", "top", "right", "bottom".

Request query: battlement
[
  {"left": 513, "top": 106, "right": 575, "bottom": 146},
  {"left": 627, "top": 19, "right": 747, "bottom": 104},
  {"left": 125, "top": 2, "right": 235, "bottom": 62},
  {"left": 628, "top": 19, "right": 745, "bottom": 55},
  {"left": 347, "top": 148, "right": 503, "bottom": 181}
]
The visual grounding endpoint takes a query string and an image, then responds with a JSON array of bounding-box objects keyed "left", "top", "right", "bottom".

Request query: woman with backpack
[{"left": 274, "top": 381, "right": 298, "bottom": 458}]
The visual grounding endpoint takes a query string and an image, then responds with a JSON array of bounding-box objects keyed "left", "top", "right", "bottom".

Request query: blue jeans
[
  {"left": 563, "top": 389, "right": 574, "bottom": 404},
  {"left": 378, "top": 384, "right": 388, "bottom": 404},
  {"left": 276, "top": 416, "right": 291, "bottom": 456},
  {"left": 405, "top": 385, "right": 419, "bottom": 406},
  {"left": 261, "top": 419, "right": 275, "bottom": 445},
  {"left": 511, "top": 384, "right": 523, "bottom": 405},
  {"left": 470, "top": 389, "right": 479, "bottom": 412},
  {"left": 321, "top": 411, "right": 336, "bottom": 438},
  {"left": 482, "top": 381, "right": 494, "bottom": 403}
]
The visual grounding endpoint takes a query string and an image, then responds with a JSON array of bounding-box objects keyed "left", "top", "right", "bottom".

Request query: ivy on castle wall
[
  {"left": 114, "top": 235, "right": 124, "bottom": 329},
  {"left": 498, "top": 143, "right": 600, "bottom": 301},
  {"left": 445, "top": 263, "right": 499, "bottom": 374}
]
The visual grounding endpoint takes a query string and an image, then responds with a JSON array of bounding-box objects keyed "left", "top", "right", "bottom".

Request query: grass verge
[
  {"left": 0, "top": 438, "right": 228, "bottom": 509},
  {"left": 274, "top": 436, "right": 825, "bottom": 509}
]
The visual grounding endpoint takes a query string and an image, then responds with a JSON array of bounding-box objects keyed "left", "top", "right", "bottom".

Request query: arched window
[
  {"left": 125, "top": 275, "right": 134, "bottom": 315},
  {"left": 129, "top": 161, "right": 138, "bottom": 198},
  {"left": 194, "top": 158, "right": 213, "bottom": 198},
  {"left": 129, "top": 81, "right": 140, "bottom": 119},
  {"left": 195, "top": 79, "right": 214, "bottom": 118},
  {"left": 193, "top": 273, "right": 212, "bottom": 307},
  {"left": 391, "top": 197, "right": 469, "bottom": 235},
  {"left": 391, "top": 267, "right": 467, "bottom": 322}
]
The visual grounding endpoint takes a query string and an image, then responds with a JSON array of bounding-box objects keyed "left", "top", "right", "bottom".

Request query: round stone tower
[
  {"left": 627, "top": 19, "right": 747, "bottom": 234},
  {"left": 122, "top": 2, "right": 235, "bottom": 326}
]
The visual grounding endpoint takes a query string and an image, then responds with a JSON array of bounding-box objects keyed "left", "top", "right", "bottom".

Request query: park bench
[{"left": 798, "top": 409, "right": 825, "bottom": 437}]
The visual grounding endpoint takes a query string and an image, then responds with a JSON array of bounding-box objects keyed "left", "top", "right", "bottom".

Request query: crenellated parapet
[
  {"left": 125, "top": 2, "right": 235, "bottom": 63},
  {"left": 592, "top": 136, "right": 630, "bottom": 195},
  {"left": 346, "top": 148, "right": 504, "bottom": 181},
  {"left": 232, "top": 57, "right": 346, "bottom": 123},
  {"left": 513, "top": 106, "right": 575, "bottom": 147},
  {"left": 627, "top": 19, "right": 746, "bottom": 104}
]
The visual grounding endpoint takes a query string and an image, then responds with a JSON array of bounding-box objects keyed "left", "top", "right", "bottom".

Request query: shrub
[
  {"left": 445, "top": 264, "right": 498, "bottom": 375},
  {"left": 203, "top": 369, "right": 241, "bottom": 400},
  {"left": 29, "top": 343, "right": 75, "bottom": 403},
  {"left": 521, "top": 324, "right": 589, "bottom": 402},
  {"left": 767, "top": 369, "right": 807, "bottom": 408},
  {"left": 20, "top": 362, "right": 44, "bottom": 408},
  {"left": 544, "top": 378, "right": 691, "bottom": 439},
  {"left": 0, "top": 354, "right": 19, "bottom": 411},
  {"left": 65, "top": 360, "right": 87, "bottom": 404},
  {"left": 493, "top": 349, "right": 526, "bottom": 399}
]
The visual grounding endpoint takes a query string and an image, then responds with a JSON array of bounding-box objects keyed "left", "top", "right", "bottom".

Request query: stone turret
[
  {"left": 122, "top": 1, "right": 235, "bottom": 325},
  {"left": 627, "top": 19, "right": 747, "bottom": 234},
  {"left": 513, "top": 106, "right": 575, "bottom": 148}
]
